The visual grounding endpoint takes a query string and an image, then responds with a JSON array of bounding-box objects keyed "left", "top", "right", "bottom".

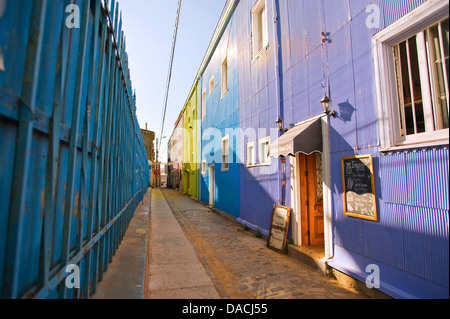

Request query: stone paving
[{"left": 160, "top": 188, "right": 366, "bottom": 300}]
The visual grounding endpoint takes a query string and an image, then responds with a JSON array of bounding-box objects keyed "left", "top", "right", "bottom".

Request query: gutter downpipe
[{"left": 272, "top": 0, "right": 284, "bottom": 205}]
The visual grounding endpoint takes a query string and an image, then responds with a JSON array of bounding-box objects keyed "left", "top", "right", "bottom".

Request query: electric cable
[{"left": 158, "top": 0, "right": 183, "bottom": 160}]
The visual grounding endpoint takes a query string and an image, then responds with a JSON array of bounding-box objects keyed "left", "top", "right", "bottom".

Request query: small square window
[
  {"left": 247, "top": 142, "right": 256, "bottom": 166},
  {"left": 221, "top": 57, "right": 228, "bottom": 97},
  {"left": 251, "top": 0, "right": 268, "bottom": 59},
  {"left": 202, "top": 161, "right": 206, "bottom": 174},
  {"left": 209, "top": 77, "right": 215, "bottom": 96},
  {"left": 202, "top": 90, "right": 206, "bottom": 120},
  {"left": 222, "top": 136, "right": 229, "bottom": 171},
  {"left": 259, "top": 137, "right": 270, "bottom": 165}
]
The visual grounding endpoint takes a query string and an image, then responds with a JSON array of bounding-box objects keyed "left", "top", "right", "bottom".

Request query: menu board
[
  {"left": 341, "top": 155, "right": 378, "bottom": 221},
  {"left": 267, "top": 205, "right": 291, "bottom": 253}
]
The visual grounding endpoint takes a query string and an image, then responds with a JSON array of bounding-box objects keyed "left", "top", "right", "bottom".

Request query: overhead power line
[{"left": 158, "top": 0, "right": 183, "bottom": 158}]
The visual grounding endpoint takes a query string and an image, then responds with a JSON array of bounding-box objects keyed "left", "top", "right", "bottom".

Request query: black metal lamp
[
  {"left": 321, "top": 94, "right": 336, "bottom": 117},
  {"left": 276, "top": 117, "right": 284, "bottom": 132}
]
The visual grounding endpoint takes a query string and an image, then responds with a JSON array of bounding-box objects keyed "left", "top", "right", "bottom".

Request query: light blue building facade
[{"left": 199, "top": 3, "right": 241, "bottom": 217}]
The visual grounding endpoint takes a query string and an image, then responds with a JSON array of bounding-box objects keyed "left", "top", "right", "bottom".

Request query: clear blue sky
[{"left": 119, "top": 0, "right": 227, "bottom": 161}]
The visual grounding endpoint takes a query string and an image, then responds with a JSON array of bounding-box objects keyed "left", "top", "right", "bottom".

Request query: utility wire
[{"left": 158, "top": 0, "right": 182, "bottom": 158}]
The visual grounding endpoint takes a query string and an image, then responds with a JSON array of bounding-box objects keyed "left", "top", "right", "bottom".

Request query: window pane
[
  {"left": 248, "top": 145, "right": 254, "bottom": 165},
  {"left": 258, "top": 11, "right": 263, "bottom": 50},
  {"left": 443, "top": 19, "right": 449, "bottom": 128},
  {"left": 222, "top": 58, "right": 228, "bottom": 96},
  {"left": 262, "top": 141, "right": 269, "bottom": 163},
  {"left": 202, "top": 91, "right": 206, "bottom": 119},
  {"left": 426, "top": 20, "right": 449, "bottom": 130},
  {"left": 408, "top": 36, "right": 426, "bottom": 134},
  {"left": 394, "top": 45, "right": 407, "bottom": 136},
  {"left": 443, "top": 19, "right": 449, "bottom": 88},
  {"left": 395, "top": 41, "right": 414, "bottom": 135},
  {"left": 222, "top": 138, "right": 229, "bottom": 169},
  {"left": 261, "top": 7, "right": 267, "bottom": 46},
  {"left": 210, "top": 78, "right": 214, "bottom": 95},
  {"left": 316, "top": 153, "right": 323, "bottom": 202}
]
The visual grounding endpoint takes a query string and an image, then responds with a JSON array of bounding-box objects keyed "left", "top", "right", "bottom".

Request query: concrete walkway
[
  {"left": 146, "top": 188, "right": 220, "bottom": 299},
  {"left": 161, "top": 188, "right": 371, "bottom": 299},
  {"left": 92, "top": 189, "right": 151, "bottom": 299}
]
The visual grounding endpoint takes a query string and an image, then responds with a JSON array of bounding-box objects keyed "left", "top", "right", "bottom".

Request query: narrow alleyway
[{"left": 150, "top": 188, "right": 366, "bottom": 299}]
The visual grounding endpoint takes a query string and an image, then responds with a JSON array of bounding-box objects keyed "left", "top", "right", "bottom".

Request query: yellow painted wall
[{"left": 182, "top": 81, "right": 199, "bottom": 199}]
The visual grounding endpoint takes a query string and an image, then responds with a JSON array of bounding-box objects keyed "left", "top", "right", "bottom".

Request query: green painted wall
[{"left": 182, "top": 81, "right": 199, "bottom": 199}]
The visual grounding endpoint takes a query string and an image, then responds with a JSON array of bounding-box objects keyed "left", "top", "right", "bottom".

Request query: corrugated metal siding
[
  {"left": 381, "top": 152, "right": 408, "bottom": 205},
  {"left": 403, "top": 205, "right": 449, "bottom": 287},
  {"left": 405, "top": 149, "right": 449, "bottom": 211},
  {"left": 275, "top": 0, "right": 448, "bottom": 297},
  {"left": 0, "top": 0, "right": 149, "bottom": 299},
  {"left": 381, "top": 0, "right": 428, "bottom": 27},
  {"left": 236, "top": 0, "right": 283, "bottom": 233},
  {"left": 379, "top": 148, "right": 449, "bottom": 288},
  {"left": 200, "top": 12, "right": 240, "bottom": 217}
]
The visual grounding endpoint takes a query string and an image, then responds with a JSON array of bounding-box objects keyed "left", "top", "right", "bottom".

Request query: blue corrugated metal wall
[
  {"left": 234, "top": 0, "right": 448, "bottom": 298},
  {"left": 236, "top": 0, "right": 283, "bottom": 236},
  {"left": 275, "top": 0, "right": 448, "bottom": 298},
  {"left": 0, "top": 0, "right": 149, "bottom": 299}
]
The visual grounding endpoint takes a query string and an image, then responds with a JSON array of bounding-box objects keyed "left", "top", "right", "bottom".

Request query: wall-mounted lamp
[
  {"left": 321, "top": 94, "right": 336, "bottom": 117},
  {"left": 276, "top": 117, "right": 288, "bottom": 133}
]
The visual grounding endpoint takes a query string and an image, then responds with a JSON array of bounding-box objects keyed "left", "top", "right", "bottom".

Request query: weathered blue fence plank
[{"left": 0, "top": 0, "right": 149, "bottom": 299}]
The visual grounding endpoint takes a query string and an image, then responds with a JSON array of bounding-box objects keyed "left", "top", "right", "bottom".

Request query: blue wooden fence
[{"left": 0, "top": 0, "right": 149, "bottom": 299}]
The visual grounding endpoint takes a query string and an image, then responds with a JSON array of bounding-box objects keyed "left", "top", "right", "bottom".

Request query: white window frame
[
  {"left": 209, "top": 76, "right": 215, "bottom": 96},
  {"left": 202, "top": 160, "right": 206, "bottom": 175},
  {"left": 246, "top": 141, "right": 256, "bottom": 166},
  {"left": 202, "top": 89, "right": 206, "bottom": 120},
  {"left": 258, "top": 136, "right": 271, "bottom": 165},
  {"left": 251, "top": 0, "right": 269, "bottom": 61},
  {"left": 221, "top": 135, "right": 229, "bottom": 171},
  {"left": 373, "top": 0, "right": 449, "bottom": 150},
  {"left": 221, "top": 56, "right": 228, "bottom": 98}
]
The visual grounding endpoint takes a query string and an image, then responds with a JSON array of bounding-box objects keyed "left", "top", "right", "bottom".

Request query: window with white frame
[
  {"left": 373, "top": 0, "right": 449, "bottom": 149},
  {"left": 221, "top": 56, "right": 228, "bottom": 97},
  {"left": 259, "top": 137, "right": 271, "bottom": 164},
  {"left": 202, "top": 161, "right": 206, "bottom": 174},
  {"left": 251, "top": 0, "right": 268, "bottom": 59},
  {"left": 209, "top": 77, "right": 215, "bottom": 95},
  {"left": 202, "top": 89, "right": 206, "bottom": 120},
  {"left": 222, "top": 135, "right": 229, "bottom": 171},
  {"left": 246, "top": 142, "right": 256, "bottom": 166}
]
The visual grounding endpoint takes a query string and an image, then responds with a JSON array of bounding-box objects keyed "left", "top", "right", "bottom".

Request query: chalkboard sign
[
  {"left": 267, "top": 205, "right": 291, "bottom": 253},
  {"left": 341, "top": 155, "right": 378, "bottom": 221}
]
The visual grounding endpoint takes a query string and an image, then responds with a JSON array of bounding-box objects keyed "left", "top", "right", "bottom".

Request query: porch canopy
[{"left": 269, "top": 117, "right": 323, "bottom": 158}]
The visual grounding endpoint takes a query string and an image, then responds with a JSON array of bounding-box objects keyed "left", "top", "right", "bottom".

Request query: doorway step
[{"left": 287, "top": 245, "right": 329, "bottom": 275}]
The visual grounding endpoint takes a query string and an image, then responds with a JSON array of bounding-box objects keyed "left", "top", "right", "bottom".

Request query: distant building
[
  {"left": 167, "top": 112, "right": 184, "bottom": 190},
  {"left": 141, "top": 124, "right": 155, "bottom": 163},
  {"left": 183, "top": 82, "right": 200, "bottom": 198}
]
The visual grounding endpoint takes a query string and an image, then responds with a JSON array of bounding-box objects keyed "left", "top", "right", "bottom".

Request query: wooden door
[{"left": 299, "top": 153, "right": 324, "bottom": 246}]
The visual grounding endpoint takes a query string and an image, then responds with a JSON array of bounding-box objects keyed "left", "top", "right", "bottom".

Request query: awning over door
[{"left": 269, "top": 118, "right": 323, "bottom": 158}]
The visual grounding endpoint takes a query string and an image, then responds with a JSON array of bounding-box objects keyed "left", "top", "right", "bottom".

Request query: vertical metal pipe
[{"left": 271, "top": 0, "right": 284, "bottom": 205}]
